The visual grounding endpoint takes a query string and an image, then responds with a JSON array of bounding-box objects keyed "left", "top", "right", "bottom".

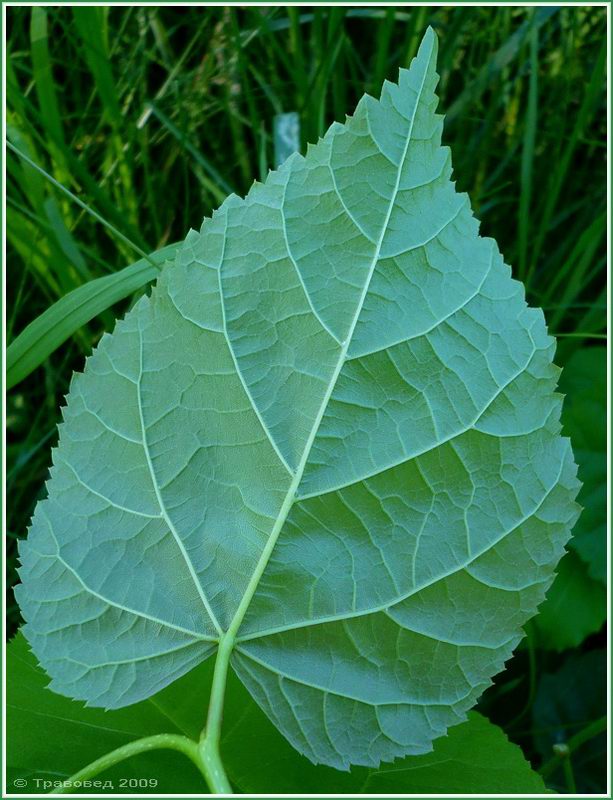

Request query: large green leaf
[
  {"left": 532, "top": 346, "right": 606, "bottom": 651},
  {"left": 532, "top": 550, "right": 606, "bottom": 651},
  {"left": 559, "top": 346, "right": 606, "bottom": 583},
  {"left": 16, "top": 28, "right": 579, "bottom": 771},
  {"left": 8, "top": 633, "right": 547, "bottom": 794},
  {"left": 7, "top": 634, "right": 206, "bottom": 794}
]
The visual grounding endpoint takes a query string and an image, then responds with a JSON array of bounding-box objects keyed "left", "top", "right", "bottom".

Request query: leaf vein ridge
[
  {"left": 380, "top": 609, "right": 519, "bottom": 650},
  {"left": 382, "top": 197, "right": 467, "bottom": 260},
  {"left": 58, "top": 457, "right": 162, "bottom": 520},
  {"left": 236, "top": 646, "right": 475, "bottom": 708},
  {"left": 217, "top": 211, "right": 295, "bottom": 475},
  {"left": 237, "top": 452, "right": 566, "bottom": 642},
  {"left": 347, "top": 241, "right": 494, "bottom": 362},
  {"left": 35, "top": 511, "right": 216, "bottom": 642},
  {"left": 326, "top": 159, "right": 376, "bottom": 243},
  {"left": 62, "top": 639, "right": 211, "bottom": 669},
  {"left": 136, "top": 326, "right": 224, "bottom": 635},
  {"left": 225, "top": 33, "right": 435, "bottom": 643},
  {"left": 281, "top": 172, "right": 344, "bottom": 344},
  {"left": 298, "top": 338, "right": 539, "bottom": 500}
]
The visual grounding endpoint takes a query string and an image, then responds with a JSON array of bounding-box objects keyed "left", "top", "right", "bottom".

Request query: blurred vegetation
[{"left": 6, "top": 5, "right": 607, "bottom": 794}]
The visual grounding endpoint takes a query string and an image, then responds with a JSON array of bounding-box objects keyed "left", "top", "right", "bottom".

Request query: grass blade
[
  {"left": 518, "top": 15, "right": 538, "bottom": 279},
  {"left": 30, "top": 8, "right": 66, "bottom": 155},
  {"left": 7, "top": 243, "right": 179, "bottom": 390},
  {"left": 146, "top": 103, "right": 233, "bottom": 201},
  {"left": 445, "top": 7, "right": 558, "bottom": 126},
  {"left": 7, "top": 141, "right": 156, "bottom": 266}
]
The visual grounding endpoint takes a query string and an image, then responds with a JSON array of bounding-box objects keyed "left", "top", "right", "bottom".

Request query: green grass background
[{"left": 6, "top": 5, "right": 607, "bottom": 793}]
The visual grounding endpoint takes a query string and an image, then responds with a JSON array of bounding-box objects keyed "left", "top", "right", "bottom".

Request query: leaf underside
[
  {"left": 17, "top": 28, "right": 580, "bottom": 771},
  {"left": 7, "top": 631, "right": 548, "bottom": 795}
]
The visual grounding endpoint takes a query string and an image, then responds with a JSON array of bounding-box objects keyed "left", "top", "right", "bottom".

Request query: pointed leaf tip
[{"left": 418, "top": 25, "right": 438, "bottom": 61}]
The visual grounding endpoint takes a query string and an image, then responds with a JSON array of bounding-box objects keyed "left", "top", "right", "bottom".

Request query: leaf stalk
[
  {"left": 199, "top": 632, "right": 235, "bottom": 793},
  {"left": 49, "top": 734, "right": 207, "bottom": 794}
]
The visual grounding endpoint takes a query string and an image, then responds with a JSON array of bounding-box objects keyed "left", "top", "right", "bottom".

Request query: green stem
[
  {"left": 50, "top": 734, "right": 207, "bottom": 794},
  {"left": 198, "top": 634, "right": 234, "bottom": 794},
  {"left": 539, "top": 715, "right": 607, "bottom": 779},
  {"left": 562, "top": 756, "right": 577, "bottom": 794}
]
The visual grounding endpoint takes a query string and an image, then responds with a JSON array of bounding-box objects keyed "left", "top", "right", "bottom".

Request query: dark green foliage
[
  {"left": 8, "top": 632, "right": 548, "bottom": 794},
  {"left": 533, "top": 651, "right": 607, "bottom": 793}
]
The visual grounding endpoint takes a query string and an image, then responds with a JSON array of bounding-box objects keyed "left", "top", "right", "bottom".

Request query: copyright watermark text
[{"left": 13, "top": 777, "right": 159, "bottom": 791}]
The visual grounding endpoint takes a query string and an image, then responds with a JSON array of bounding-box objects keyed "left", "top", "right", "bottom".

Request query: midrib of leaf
[{"left": 201, "top": 34, "right": 435, "bottom": 754}]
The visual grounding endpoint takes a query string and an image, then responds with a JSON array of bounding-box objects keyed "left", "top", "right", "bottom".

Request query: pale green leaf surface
[
  {"left": 8, "top": 632, "right": 547, "bottom": 794},
  {"left": 17, "top": 28, "right": 580, "bottom": 770}
]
